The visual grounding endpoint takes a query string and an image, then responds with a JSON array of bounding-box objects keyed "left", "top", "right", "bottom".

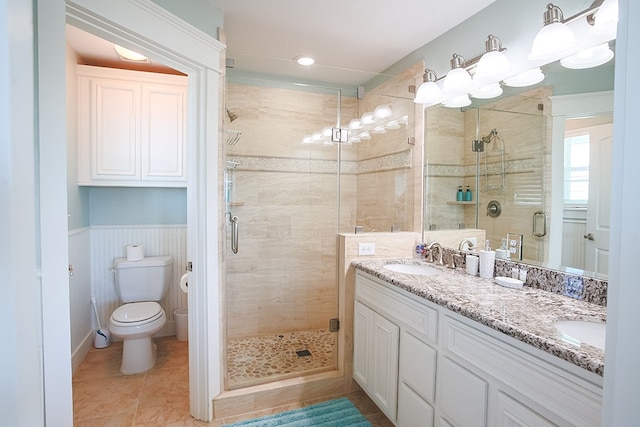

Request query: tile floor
[
  {"left": 72, "top": 336, "right": 393, "bottom": 426},
  {"left": 227, "top": 329, "right": 336, "bottom": 389}
]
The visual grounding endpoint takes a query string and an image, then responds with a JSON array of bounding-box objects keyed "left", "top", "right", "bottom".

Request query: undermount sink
[
  {"left": 553, "top": 320, "right": 606, "bottom": 350},
  {"left": 383, "top": 263, "right": 441, "bottom": 276}
]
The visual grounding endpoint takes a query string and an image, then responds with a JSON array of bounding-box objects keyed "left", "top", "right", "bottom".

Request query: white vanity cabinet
[
  {"left": 77, "top": 65, "right": 187, "bottom": 187},
  {"left": 355, "top": 271, "right": 438, "bottom": 426},
  {"left": 353, "top": 270, "right": 603, "bottom": 427}
]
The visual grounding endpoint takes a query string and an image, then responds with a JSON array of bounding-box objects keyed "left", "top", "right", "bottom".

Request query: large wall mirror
[{"left": 423, "top": 53, "right": 614, "bottom": 279}]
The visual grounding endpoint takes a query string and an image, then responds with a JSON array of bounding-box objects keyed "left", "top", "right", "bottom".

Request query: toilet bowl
[{"left": 109, "top": 301, "right": 166, "bottom": 374}]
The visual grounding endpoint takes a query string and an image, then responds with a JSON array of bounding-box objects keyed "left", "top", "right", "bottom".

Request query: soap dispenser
[
  {"left": 464, "top": 186, "right": 472, "bottom": 201},
  {"left": 456, "top": 186, "right": 464, "bottom": 201}
]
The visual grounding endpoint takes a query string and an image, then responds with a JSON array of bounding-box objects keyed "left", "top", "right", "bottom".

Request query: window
[{"left": 564, "top": 133, "right": 590, "bottom": 205}]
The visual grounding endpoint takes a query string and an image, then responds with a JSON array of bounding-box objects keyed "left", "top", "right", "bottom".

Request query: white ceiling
[
  {"left": 67, "top": 1, "right": 497, "bottom": 85},
  {"left": 213, "top": 0, "right": 496, "bottom": 86}
]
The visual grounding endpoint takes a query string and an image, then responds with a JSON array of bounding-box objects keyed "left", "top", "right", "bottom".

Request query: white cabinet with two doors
[{"left": 76, "top": 64, "right": 187, "bottom": 187}]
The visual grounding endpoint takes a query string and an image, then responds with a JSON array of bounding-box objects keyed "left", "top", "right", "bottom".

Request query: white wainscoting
[
  {"left": 69, "top": 227, "right": 93, "bottom": 372},
  {"left": 90, "top": 225, "right": 188, "bottom": 339},
  {"left": 562, "top": 208, "right": 587, "bottom": 270}
]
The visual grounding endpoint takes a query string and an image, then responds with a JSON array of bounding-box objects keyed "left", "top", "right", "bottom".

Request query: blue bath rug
[{"left": 222, "top": 397, "right": 372, "bottom": 426}]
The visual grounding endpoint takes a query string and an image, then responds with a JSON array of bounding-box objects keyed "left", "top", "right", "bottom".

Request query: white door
[{"left": 584, "top": 123, "right": 613, "bottom": 276}]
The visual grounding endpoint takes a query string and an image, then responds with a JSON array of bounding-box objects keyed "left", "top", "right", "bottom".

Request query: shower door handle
[
  {"left": 230, "top": 215, "right": 239, "bottom": 254},
  {"left": 532, "top": 210, "right": 547, "bottom": 237}
]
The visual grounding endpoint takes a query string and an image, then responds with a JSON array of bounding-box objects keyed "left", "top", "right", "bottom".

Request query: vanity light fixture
[
  {"left": 503, "top": 68, "right": 545, "bottom": 88},
  {"left": 114, "top": 44, "right": 149, "bottom": 62},
  {"left": 474, "top": 35, "right": 511, "bottom": 83},
  {"left": 590, "top": 0, "right": 618, "bottom": 38},
  {"left": 561, "top": 42, "right": 614, "bottom": 69},
  {"left": 348, "top": 118, "right": 362, "bottom": 130},
  {"left": 374, "top": 104, "right": 393, "bottom": 119},
  {"left": 443, "top": 54, "right": 474, "bottom": 96},
  {"left": 442, "top": 94, "right": 472, "bottom": 109},
  {"left": 414, "top": 69, "right": 442, "bottom": 106},
  {"left": 528, "top": 3, "right": 578, "bottom": 62},
  {"left": 471, "top": 82, "right": 503, "bottom": 99},
  {"left": 361, "top": 111, "right": 376, "bottom": 125}
]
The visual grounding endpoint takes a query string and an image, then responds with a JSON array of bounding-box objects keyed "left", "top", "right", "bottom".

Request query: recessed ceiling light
[
  {"left": 114, "top": 44, "right": 149, "bottom": 62},
  {"left": 295, "top": 56, "right": 315, "bottom": 66}
]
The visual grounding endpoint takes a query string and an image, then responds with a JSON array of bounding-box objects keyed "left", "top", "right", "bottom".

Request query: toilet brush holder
[
  {"left": 94, "top": 328, "right": 112, "bottom": 349},
  {"left": 91, "top": 296, "right": 112, "bottom": 348}
]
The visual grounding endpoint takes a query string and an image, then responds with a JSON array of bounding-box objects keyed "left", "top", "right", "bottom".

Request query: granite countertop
[{"left": 352, "top": 258, "right": 606, "bottom": 377}]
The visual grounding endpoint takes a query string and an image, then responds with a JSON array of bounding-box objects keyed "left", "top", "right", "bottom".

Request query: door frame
[
  {"left": 40, "top": 0, "right": 224, "bottom": 422},
  {"left": 548, "top": 91, "right": 613, "bottom": 270}
]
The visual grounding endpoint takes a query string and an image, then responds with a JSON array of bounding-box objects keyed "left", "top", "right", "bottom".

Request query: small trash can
[{"left": 174, "top": 308, "right": 188, "bottom": 341}]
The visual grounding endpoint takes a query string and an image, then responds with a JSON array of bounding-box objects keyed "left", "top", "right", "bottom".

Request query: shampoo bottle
[
  {"left": 465, "top": 186, "right": 472, "bottom": 201},
  {"left": 456, "top": 186, "right": 464, "bottom": 201}
]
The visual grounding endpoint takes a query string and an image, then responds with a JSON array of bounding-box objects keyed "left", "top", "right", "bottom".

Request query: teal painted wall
[
  {"left": 89, "top": 188, "right": 186, "bottom": 225},
  {"left": 152, "top": 0, "right": 223, "bottom": 40}
]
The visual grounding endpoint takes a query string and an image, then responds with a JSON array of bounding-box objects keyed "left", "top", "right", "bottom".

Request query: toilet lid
[{"left": 112, "top": 302, "right": 163, "bottom": 323}]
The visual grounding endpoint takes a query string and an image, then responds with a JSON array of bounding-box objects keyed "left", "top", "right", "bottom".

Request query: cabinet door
[
  {"left": 353, "top": 301, "right": 372, "bottom": 389},
  {"left": 371, "top": 312, "right": 399, "bottom": 422},
  {"left": 90, "top": 78, "right": 141, "bottom": 181},
  {"left": 439, "top": 356, "right": 488, "bottom": 427},
  {"left": 493, "top": 392, "right": 555, "bottom": 427},
  {"left": 141, "top": 83, "right": 186, "bottom": 182},
  {"left": 398, "top": 382, "right": 434, "bottom": 427},
  {"left": 398, "top": 331, "right": 436, "bottom": 426}
]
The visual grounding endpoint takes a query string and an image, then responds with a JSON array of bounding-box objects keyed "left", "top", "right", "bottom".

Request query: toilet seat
[{"left": 111, "top": 302, "right": 163, "bottom": 325}]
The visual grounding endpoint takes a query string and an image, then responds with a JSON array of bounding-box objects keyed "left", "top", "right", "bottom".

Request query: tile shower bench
[{"left": 352, "top": 258, "right": 605, "bottom": 427}]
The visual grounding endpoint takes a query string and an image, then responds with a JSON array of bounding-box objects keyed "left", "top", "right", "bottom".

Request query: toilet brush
[{"left": 91, "top": 296, "right": 112, "bottom": 348}]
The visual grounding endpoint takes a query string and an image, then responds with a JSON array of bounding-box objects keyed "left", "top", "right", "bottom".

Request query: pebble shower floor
[{"left": 226, "top": 328, "right": 336, "bottom": 389}]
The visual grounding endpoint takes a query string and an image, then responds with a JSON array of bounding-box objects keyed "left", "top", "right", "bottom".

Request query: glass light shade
[
  {"left": 471, "top": 83, "right": 503, "bottom": 99},
  {"left": 114, "top": 44, "right": 148, "bottom": 61},
  {"left": 361, "top": 112, "right": 375, "bottom": 125},
  {"left": 591, "top": 0, "right": 618, "bottom": 38},
  {"left": 414, "top": 81, "right": 442, "bottom": 105},
  {"left": 474, "top": 50, "right": 511, "bottom": 83},
  {"left": 348, "top": 118, "right": 362, "bottom": 129},
  {"left": 504, "top": 68, "right": 545, "bottom": 87},
  {"left": 528, "top": 22, "right": 578, "bottom": 61},
  {"left": 443, "top": 67, "right": 473, "bottom": 95},
  {"left": 561, "top": 43, "right": 614, "bottom": 69},
  {"left": 442, "top": 94, "right": 472, "bottom": 108},
  {"left": 374, "top": 104, "right": 392, "bottom": 119}
]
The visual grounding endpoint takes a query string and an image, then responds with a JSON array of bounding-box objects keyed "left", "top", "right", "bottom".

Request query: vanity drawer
[{"left": 356, "top": 271, "right": 438, "bottom": 344}]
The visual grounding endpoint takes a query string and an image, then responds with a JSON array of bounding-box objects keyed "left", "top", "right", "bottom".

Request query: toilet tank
[{"left": 113, "top": 256, "right": 173, "bottom": 303}]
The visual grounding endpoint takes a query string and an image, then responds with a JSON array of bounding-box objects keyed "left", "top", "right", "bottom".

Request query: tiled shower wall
[
  {"left": 426, "top": 87, "right": 551, "bottom": 262},
  {"left": 224, "top": 63, "right": 423, "bottom": 340},
  {"left": 90, "top": 225, "right": 188, "bottom": 335}
]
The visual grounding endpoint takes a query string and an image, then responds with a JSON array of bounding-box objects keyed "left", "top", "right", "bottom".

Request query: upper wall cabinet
[{"left": 77, "top": 65, "right": 188, "bottom": 187}]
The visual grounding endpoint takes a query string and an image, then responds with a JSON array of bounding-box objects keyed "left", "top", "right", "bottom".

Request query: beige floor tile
[
  {"left": 73, "top": 374, "right": 145, "bottom": 420},
  {"left": 72, "top": 335, "right": 391, "bottom": 426}
]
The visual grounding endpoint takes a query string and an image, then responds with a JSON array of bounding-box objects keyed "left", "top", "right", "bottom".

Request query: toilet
[{"left": 109, "top": 255, "right": 173, "bottom": 374}]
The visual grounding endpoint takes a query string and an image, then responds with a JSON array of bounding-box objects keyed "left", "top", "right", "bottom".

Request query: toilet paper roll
[
  {"left": 180, "top": 272, "right": 189, "bottom": 293},
  {"left": 465, "top": 254, "right": 479, "bottom": 276},
  {"left": 479, "top": 250, "right": 496, "bottom": 279},
  {"left": 126, "top": 244, "right": 144, "bottom": 262}
]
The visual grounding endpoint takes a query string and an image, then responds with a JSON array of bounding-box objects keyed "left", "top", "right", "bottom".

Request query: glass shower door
[{"left": 223, "top": 80, "right": 345, "bottom": 389}]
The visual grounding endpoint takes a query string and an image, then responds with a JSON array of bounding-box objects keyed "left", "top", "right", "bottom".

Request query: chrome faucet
[
  {"left": 426, "top": 242, "right": 444, "bottom": 265},
  {"left": 459, "top": 238, "right": 477, "bottom": 251}
]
